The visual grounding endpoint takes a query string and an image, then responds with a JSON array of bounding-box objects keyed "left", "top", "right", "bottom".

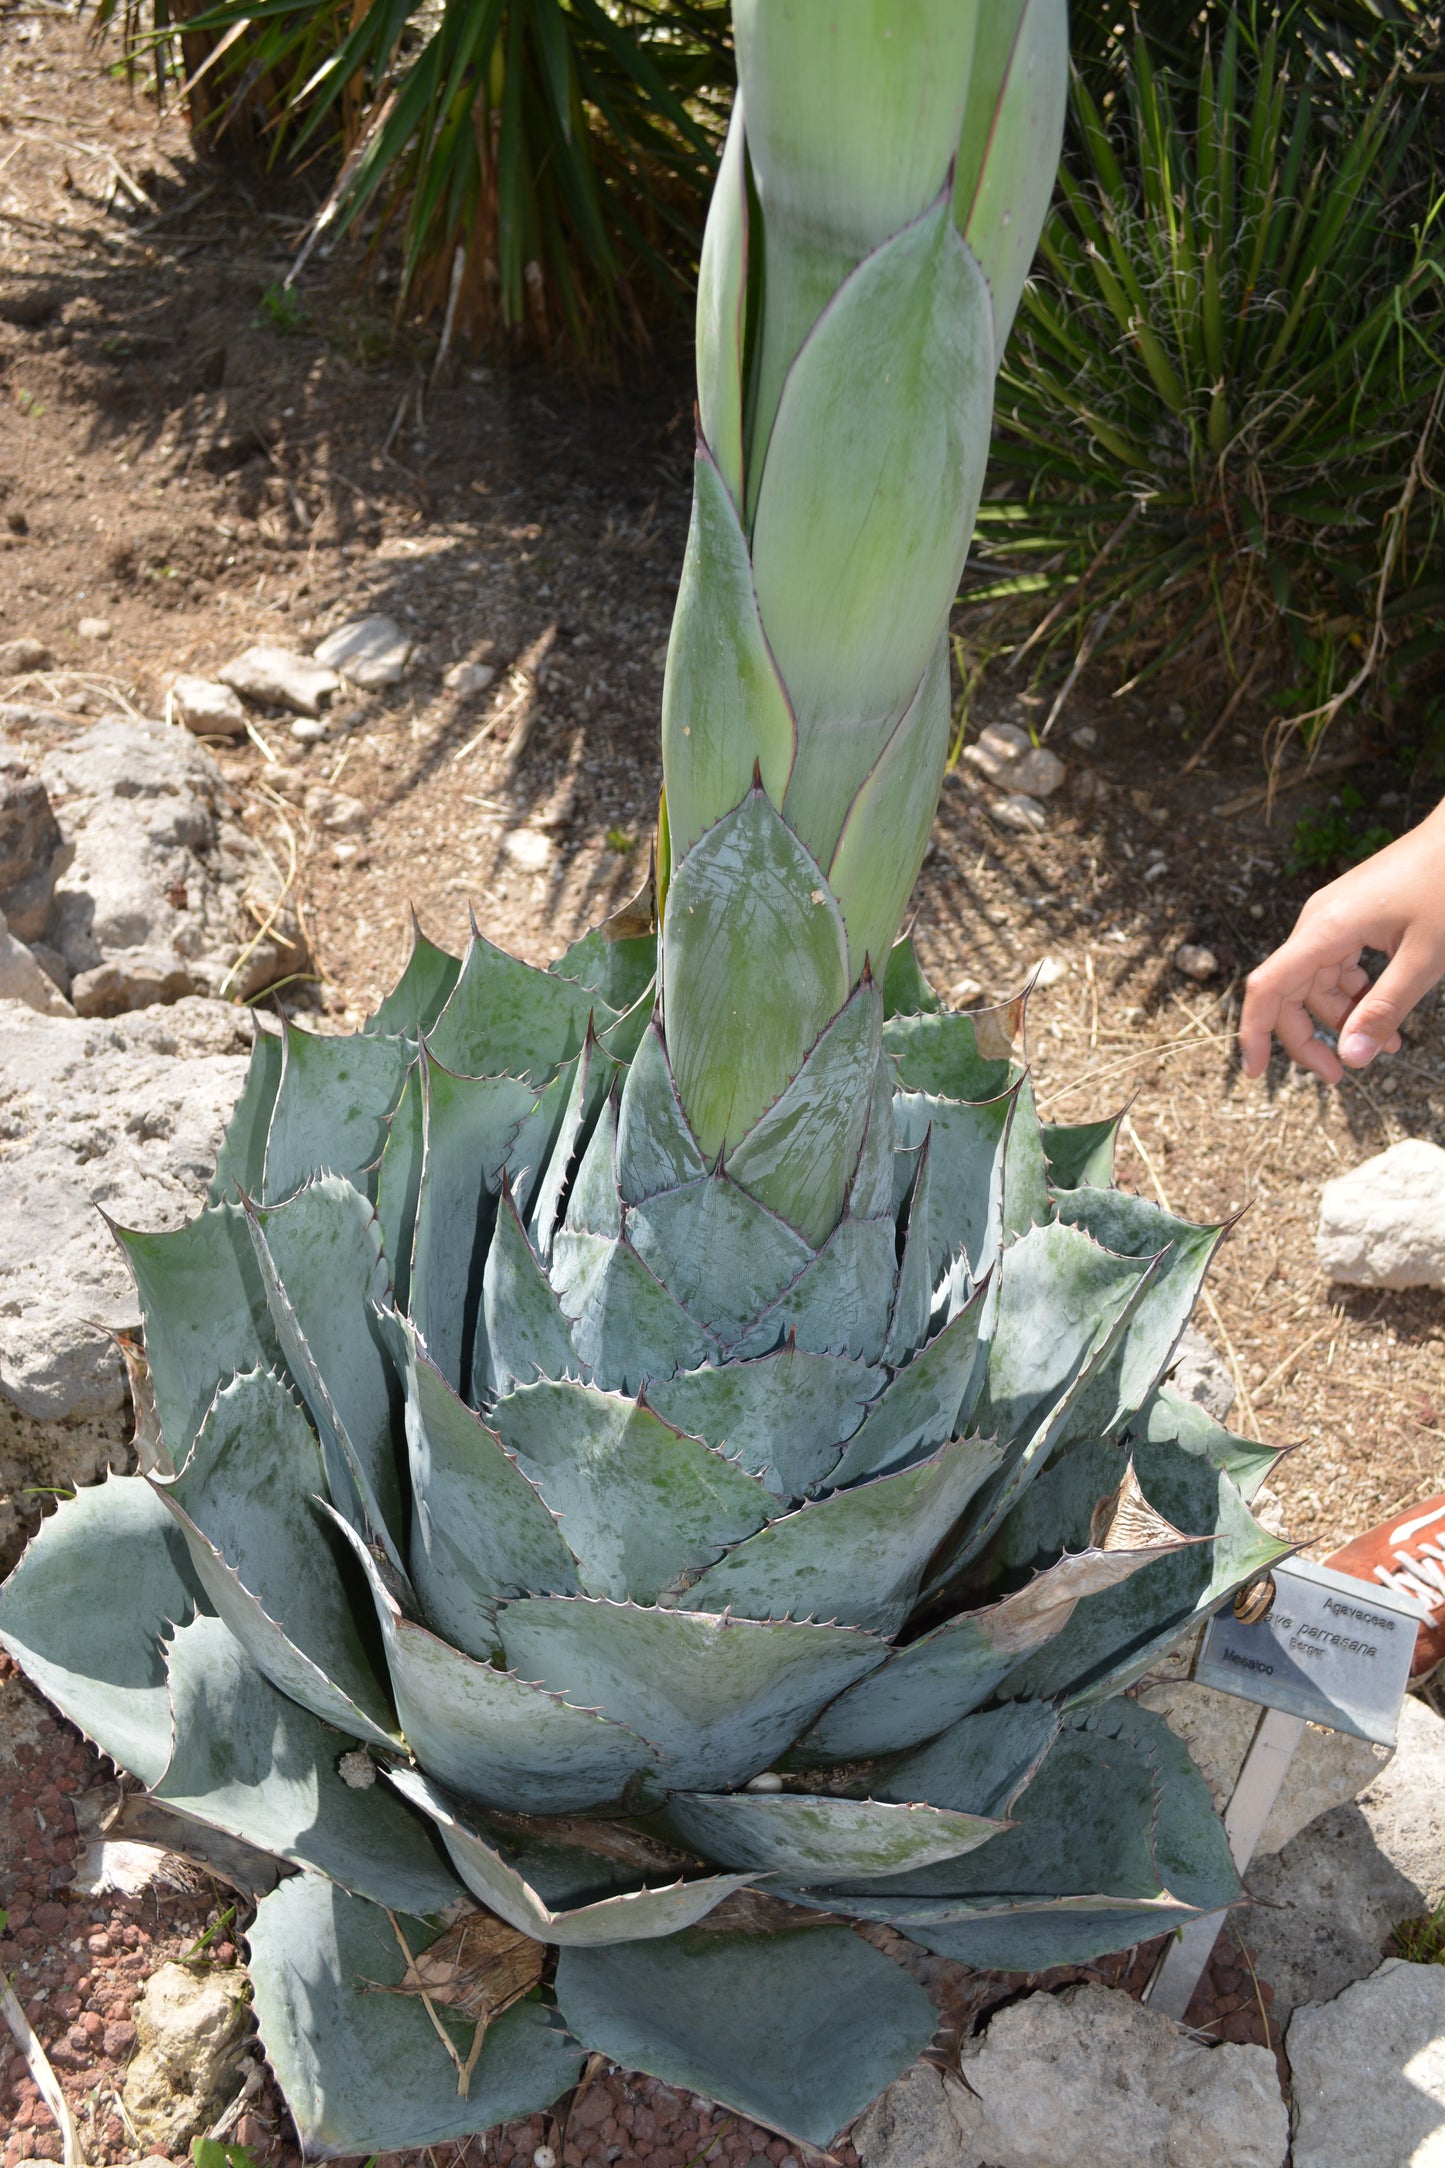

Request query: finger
[
  {"left": 1274, "top": 996, "right": 1343, "bottom": 1083},
  {"left": 1338, "top": 939, "right": 1440, "bottom": 1066},
  {"left": 1239, "top": 971, "right": 1288, "bottom": 1077},
  {"left": 1240, "top": 931, "right": 1363, "bottom": 1076},
  {"left": 1304, "top": 980, "right": 1363, "bottom": 1034}
]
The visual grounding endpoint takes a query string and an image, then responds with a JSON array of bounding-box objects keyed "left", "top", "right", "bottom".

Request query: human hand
[{"left": 1238, "top": 797, "right": 1445, "bottom": 1081}]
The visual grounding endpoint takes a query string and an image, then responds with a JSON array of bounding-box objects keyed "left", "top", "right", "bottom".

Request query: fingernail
[{"left": 1339, "top": 1031, "right": 1377, "bottom": 1066}]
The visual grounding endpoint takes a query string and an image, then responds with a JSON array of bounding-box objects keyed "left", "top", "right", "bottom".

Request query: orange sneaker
[{"left": 1327, "top": 1495, "right": 1445, "bottom": 1683}]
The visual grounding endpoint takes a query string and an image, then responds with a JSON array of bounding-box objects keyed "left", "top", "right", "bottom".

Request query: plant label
[{"left": 1195, "top": 1555, "right": 1423, "bottom": 1746}]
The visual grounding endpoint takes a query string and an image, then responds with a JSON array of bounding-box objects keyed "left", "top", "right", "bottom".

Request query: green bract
[{"left": 0, "top": 5, "right": 1288, "bottom": 2156}]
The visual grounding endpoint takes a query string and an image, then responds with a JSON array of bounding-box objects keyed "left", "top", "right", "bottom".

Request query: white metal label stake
[{"left": 1144, "top": 1556, "right": 1425, "bottom": 2023}]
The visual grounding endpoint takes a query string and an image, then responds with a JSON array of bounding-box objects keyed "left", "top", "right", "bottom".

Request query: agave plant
[{"left": 0, "top": 3, "right": 1288, "bottom": 2155}]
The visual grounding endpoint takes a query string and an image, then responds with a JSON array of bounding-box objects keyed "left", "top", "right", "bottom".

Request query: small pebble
[
  {"left": 504, "top": 829, "right": 553, "bottom": 872},
  {"left": 1174, "top": 943, "right": 1219, "bottom": 981},
  {"left": 990, "top": 792, "right": 1047, "bottom": 835},
  {"left": 1070, "top": 724, "right": 1098, "bottom": 749},
  {"left": 745, "top": 1771, "right": 783, "bottom": 1793},
  {"left": 1032, "top": 955, "right": 1068, "bottom": 988},
  {"left": 76, "top": 616, "right": 111, "bottom": 640},
  {"left": 291, "top": 716, "right": 327, "bottom": 743},
  {"left": 534, "top": 2147, "right": 558, "bottom": 2167},
  {"left": 445, "top": 659, "right": 497, "bottom": 697}
]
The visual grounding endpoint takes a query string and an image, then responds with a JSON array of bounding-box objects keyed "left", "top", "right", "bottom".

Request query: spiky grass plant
[{"left": 0, "top": 5, "right": 1288, "bottom": 2154}]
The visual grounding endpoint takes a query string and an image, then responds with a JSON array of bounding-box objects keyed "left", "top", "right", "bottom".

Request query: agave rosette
[{"left": 0, "top": 3, "right": 1289, "bottom": 2154}]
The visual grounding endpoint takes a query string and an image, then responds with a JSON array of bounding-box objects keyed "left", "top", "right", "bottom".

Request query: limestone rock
[
  {"left": 77, "top": 616, "right": 111, "bottom": 641},
  {"left": 504, "top": 828, "right": 553, "bottom": 872},
  {"left": 1243, "top": 1691, "right": 1445, "bottom": 2023},
  {"left": 960, "top": 726, "right": 1065, "bottom": 799},
  {"left": 856, "top": 1989, "right": 1287, "bottom": 2168},
  {"left": 1009, "top": 745, "right": 1067, "bottom": 798},
  {"left": 1168, "top": 1324, "right": 1236, "bottom": 1420},
  {"left": 218, "top": 643, "right": 341, "bottom": 716},
  {"left": 990, "top": 792, "right": 1048, "bottom": 835},
  {"left": 1288, "top": 1959, "right": 1445, "bottom": 2168},
  {"left": 961, "top": 722, "right": 1030, "bottom": 783},
  {"left": 0, "top": 638, "right": 52, "bottom": 676},
  {"left": 171, "top": 674, "right": 248, "bottom": 738},
  {"left": 36, "top": 714, "right": 308, "bottom": 1009},
  {"left": 0, "top": 745, "right": 62, "bottom": 940},
  {"left": 445, "top": 659, "right": 497, "bottom": 697},
  {"left": 304, "top": 785, "right": 367, "bottom": 834},
  {"left": 121, "top": 1960, "right": 253, "bottom": 2151},
  {"left": 0, "top": 999, "right": 251, "bottom": 1565},
  {"left": 0, "top": 910, "right": 73, "bottom": 1015},
  {"left": 314, "top": 613, "right": 412, "bottom": 688},
  {"left": 1318, "top": 1140, "right": 1445, "bottom": 1289}
]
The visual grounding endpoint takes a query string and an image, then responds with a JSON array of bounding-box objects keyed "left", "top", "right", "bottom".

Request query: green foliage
[
  {"left": 255, "top": 281, "right": 307, "bottom": 335},
  {"left": 192, "top": 2143, "right": 261, "bottom": 2168},
  {"left": 1393, "top": 1894, "right": 1445, "bottom": 1963},
  {"left": 968, "top": 2, "right": 1445, "bottom": 745},
  {"left": 1286, "top": 782, "right": 1395, "bottom": 874},
  {"left": 91, "top": 0, "right": 733, "bottom": 365}
]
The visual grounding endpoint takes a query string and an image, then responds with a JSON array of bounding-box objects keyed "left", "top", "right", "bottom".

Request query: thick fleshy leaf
[
  {"left": 694, "top": 100, "right": 749, "bottom": 511},
  {"left": 155, "top": 1368, "right": 399, "bottom": 1747},
  {"left": 208, "top": 1023, "right": 283, "bottom": 1205},
  {"left": 792, "top": 1517, "right": 1200, "bottom": 1766},
  {"left": 263, "top": 1022, "right": 411, "bottom": 1204},
  {"left": 496, "top": 1597, "right": 886, "bottom": 1792},
  {"left": 644, "top": 1346, "right": 882, "bottom": 1501},
  {"left": 830, "top": 1286, "right": 990, "bottom": 1486},
  {"left": 615, "top": 1020, "right": 706, "bottom": 1205},
  {"left": 116, "top": 1200, "right": 280, "bottom": 1469},
  {"left": 846, "top": 1057, "right": 897, "bottom": 1220},
  {"left": 157, "top": 1615, "right": 457, "bottom": 1912},
  {"left": 247, "top": 1875, "right": 581, "bottom": 2157},
  {"left": 390, "top": 1769, "right": 750, "bottom": 1945},
  {"left": 662, "top": 787, "right": 849, "bottom": 1163},
  {"left": 478, "top": 1183, "right": 582, "bottom": 1400},
  {"left": 892, "top": 1086, "right": 1011, "bottom": 1291},
  {"left": 528, "top": 1031, "right": 618, "bottom": 1261},
  {"left": 548, "top": 1229, "right": 713, "bottom": 1394},
  {"left": 759, "top": 198, "right": 994, "bottom": 867},
  {"left": 550, "top": 873, "right": 657, "bottom": 1014},
  {"left": 387, "top": 1319, "right": 579, "bottom": 1657},
  {"left": 628, "top": 1174, "right": 814, "bottom": 1346},
  {"left": 686, "top": 1431, "right": 1001, "bottom": 1635},
  {"left": 954, "top": 0, "right": 1070, "bottom": 354},
  {"left": 734, "top": 1213, "right": 896, "bottom": 1366},
  {"left": 331, "top": 1512, "right": 662, "bottom": 1815},
  {"left": 411, "top": 1053, "right": 537, "bottom": 1389},
  {"left": 489, "top": 1379, "right": 775, "bottom": 1605},
  {"left": 374, "top": 1064, "right": 424, "bottom": 1311},
  {"left": 661, "top": 445, "right": 796, "bottom": 858},
  {"left": 881, "top": 934, "right": 943, "bottom": 1019},
  {"left": 1053, "top": 1188, "right": 1222, "bottom": 1442},
  {"left": 247, "top": 1176, "right": 404, "bottom": 1556},
  {"left": 724, "top": 979, "right": 882, "bottom": 1249},
  {"left": 564, "top": 1088, "right": 623, "bottom": 1240},
  {"left": 1042, "top": 1113, "right": 1120, "bottom": 1191},
  {"left": 1141, "top": 1381, "right": 1282, "bottom": 1502},
  {"left": 429, "top": 926, "right": 614, "bottom": 1084},
  {"left": 874, "top": 1700, "right": 1061, "bottom": 1826},
  {"left": 884, "top": 1007, "right": 1022, "bottom": 1102},
  {"left": 829, "top": 639, "right": 951, "bottom": 983},
  {"left": 661, "top": 1791, "right": 1008, "bottom": 1885},
  {"left": 0, "top": 1474, "right": 205, "bottom": 1788},
  {"left": 998, "top": 1068, "right": 1053, "bottom": 1242},
  {"left": 555, "top": 1926, "right": 935, "bottom": 2150},
  {"left": 502, "top": 1050, "right": 583, "bottom": 1227},
  {"left": 884, "top": 1128, "right": 936, "bottom": 1364},
  {"left": 365, "top": 922, "right": 462, "bottom": 1040}
]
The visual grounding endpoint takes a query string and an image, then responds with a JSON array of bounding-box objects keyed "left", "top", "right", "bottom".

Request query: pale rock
[
  {"left": 1242, "top": 1692, "right": 1445, "bottom": 2023},
  {"left": 28, "top": 941, "right": 69, "bottom": 997},
  {"left": 1032, "top": 954, "right": 1068, "bottom": 988},
  {"left": 950, "top": 975, "right": 985, "bottom": 1003},
  {"left": 1009, "top": 745, "right": 1067, "bottom": 798},
  {"left": 37, "top": 715, "right": 308, "bottom": 1009},
  {"left": 170, "top": 674, "right": 247, "bottom": 737},
  {"left": 1137, "top": 1675, "right": 1386, "bottom": 1857},
  {"left": 0, "top": 998, "right": 251, "bottom": 1567},
  {"left": 0, "top": 745, "right": 62, "bottom": 940},
  {"left": 990, "top": 792, "right": 1048, "bottom": 835},
  {"left": 290, "top": 716, "right": 327, "bottom": 744},
  {"left": 856, "top": 1989, "right": 1287, "bottom": 2168},
  {"left": 0, "top": 637, "right": 52, "bottom": 676},
  {"left": 1176, "top": 943, "right": 1220, "bottom": 981},
  {"left": 121, "top": 1960, "right": 253, "bottom": 2151},
  {"left": 503, "top": 828, "right": 554, "bottom": 872},
  {"left": 1318, "top": 1140, "right": 1445, "bottom": 1289},
  {"left": 0, "top": 909, "right": 73, "bottom": 1015},
  {"left": 1168, "top": 1323, "right": 1236, "bottom": 1420},
  {"left": 445, "top": 659, "right": 497, "bottom": 697},
  {"left": 961, "top": 722, "right": 1031, "bottom": 783},
  {"left": 1288, "top": 1959, "right": 1445, "bottom": 2168},
  {"left": 314, "top": 613, "right": 412, "bottom": 689},
  {"left": 1071, "top": 724, "right": 1099, "bottom": 749},
  {"left": 77, "top": 616, "right": 111, "bottom": 640},
  {"left": 304, "top": 785, "right": 367, "bottom": 834},
  {"left": 218, "top": 643, "right": 341, "bottom": 716}
]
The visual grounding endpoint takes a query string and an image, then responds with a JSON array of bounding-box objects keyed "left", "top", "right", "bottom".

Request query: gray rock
[
  {"left": 1318, "top": 1140, "right": 1445, "bottom": 1288},
  {"left": 961, "top": 723, "right": 1031, "bottom": 784},
  {"left": 0, "top": 912, "right": 72, "bottom": 1015},
  {"left": 445, "top": 658, "right": 497, "bottom": 697},
  {"left": 304, "top": 785, "right": 367, "bottom": 834},
  {"left": 1009, "top": 745, "right": 1067, "bottom": 798},
  {"left": 1168, "top": 1323, "right": 1236, "bottom": 1420},
  {"left": 1139, "top": 1676, "right": 1387, "bottom": 1856},
  {"left": 1176, "top": 943, "right": 1220, "bottom": 982},
  {"left": 27, "top": 940, "right": 69, "bottom": 997},
  {"left": 1243, "top": 1692, "right": 1445, "bottom": 2023},
  {"left": 170, "top": 674, "right": 248, "bottom": 738},
  {"left": 0, "top": 999, "right": 251, "bottom": 1564},
  {"left": 121, "top": 1960, "right": 253, "bottom": 2151},
  {"left": 218, "top": 643, "right": 341, "bottom": 716},
  {"left": 0, "top": 744, "right": 62, "bottom": 940},
  {"left": 990, "top": 792, "right": 1048, "bottom": 835},
  {"left": 314, "top": 612, "right": 412, "bottom": 689},
  {"left": 856, "top": 1990, "right": 1287, "bottom": 2168},
  {"left": 290, "top": 715, "right": 328, "bottom": 744},
  {"left": 35, "top": 714, "right": 308, "bottom": 1009},
  {"left": 0, "top": 637, "right": 52, "bottom": 676},
  {"left": 1288, "top": 1959, "right": 1445, "bottom": 2168}
]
